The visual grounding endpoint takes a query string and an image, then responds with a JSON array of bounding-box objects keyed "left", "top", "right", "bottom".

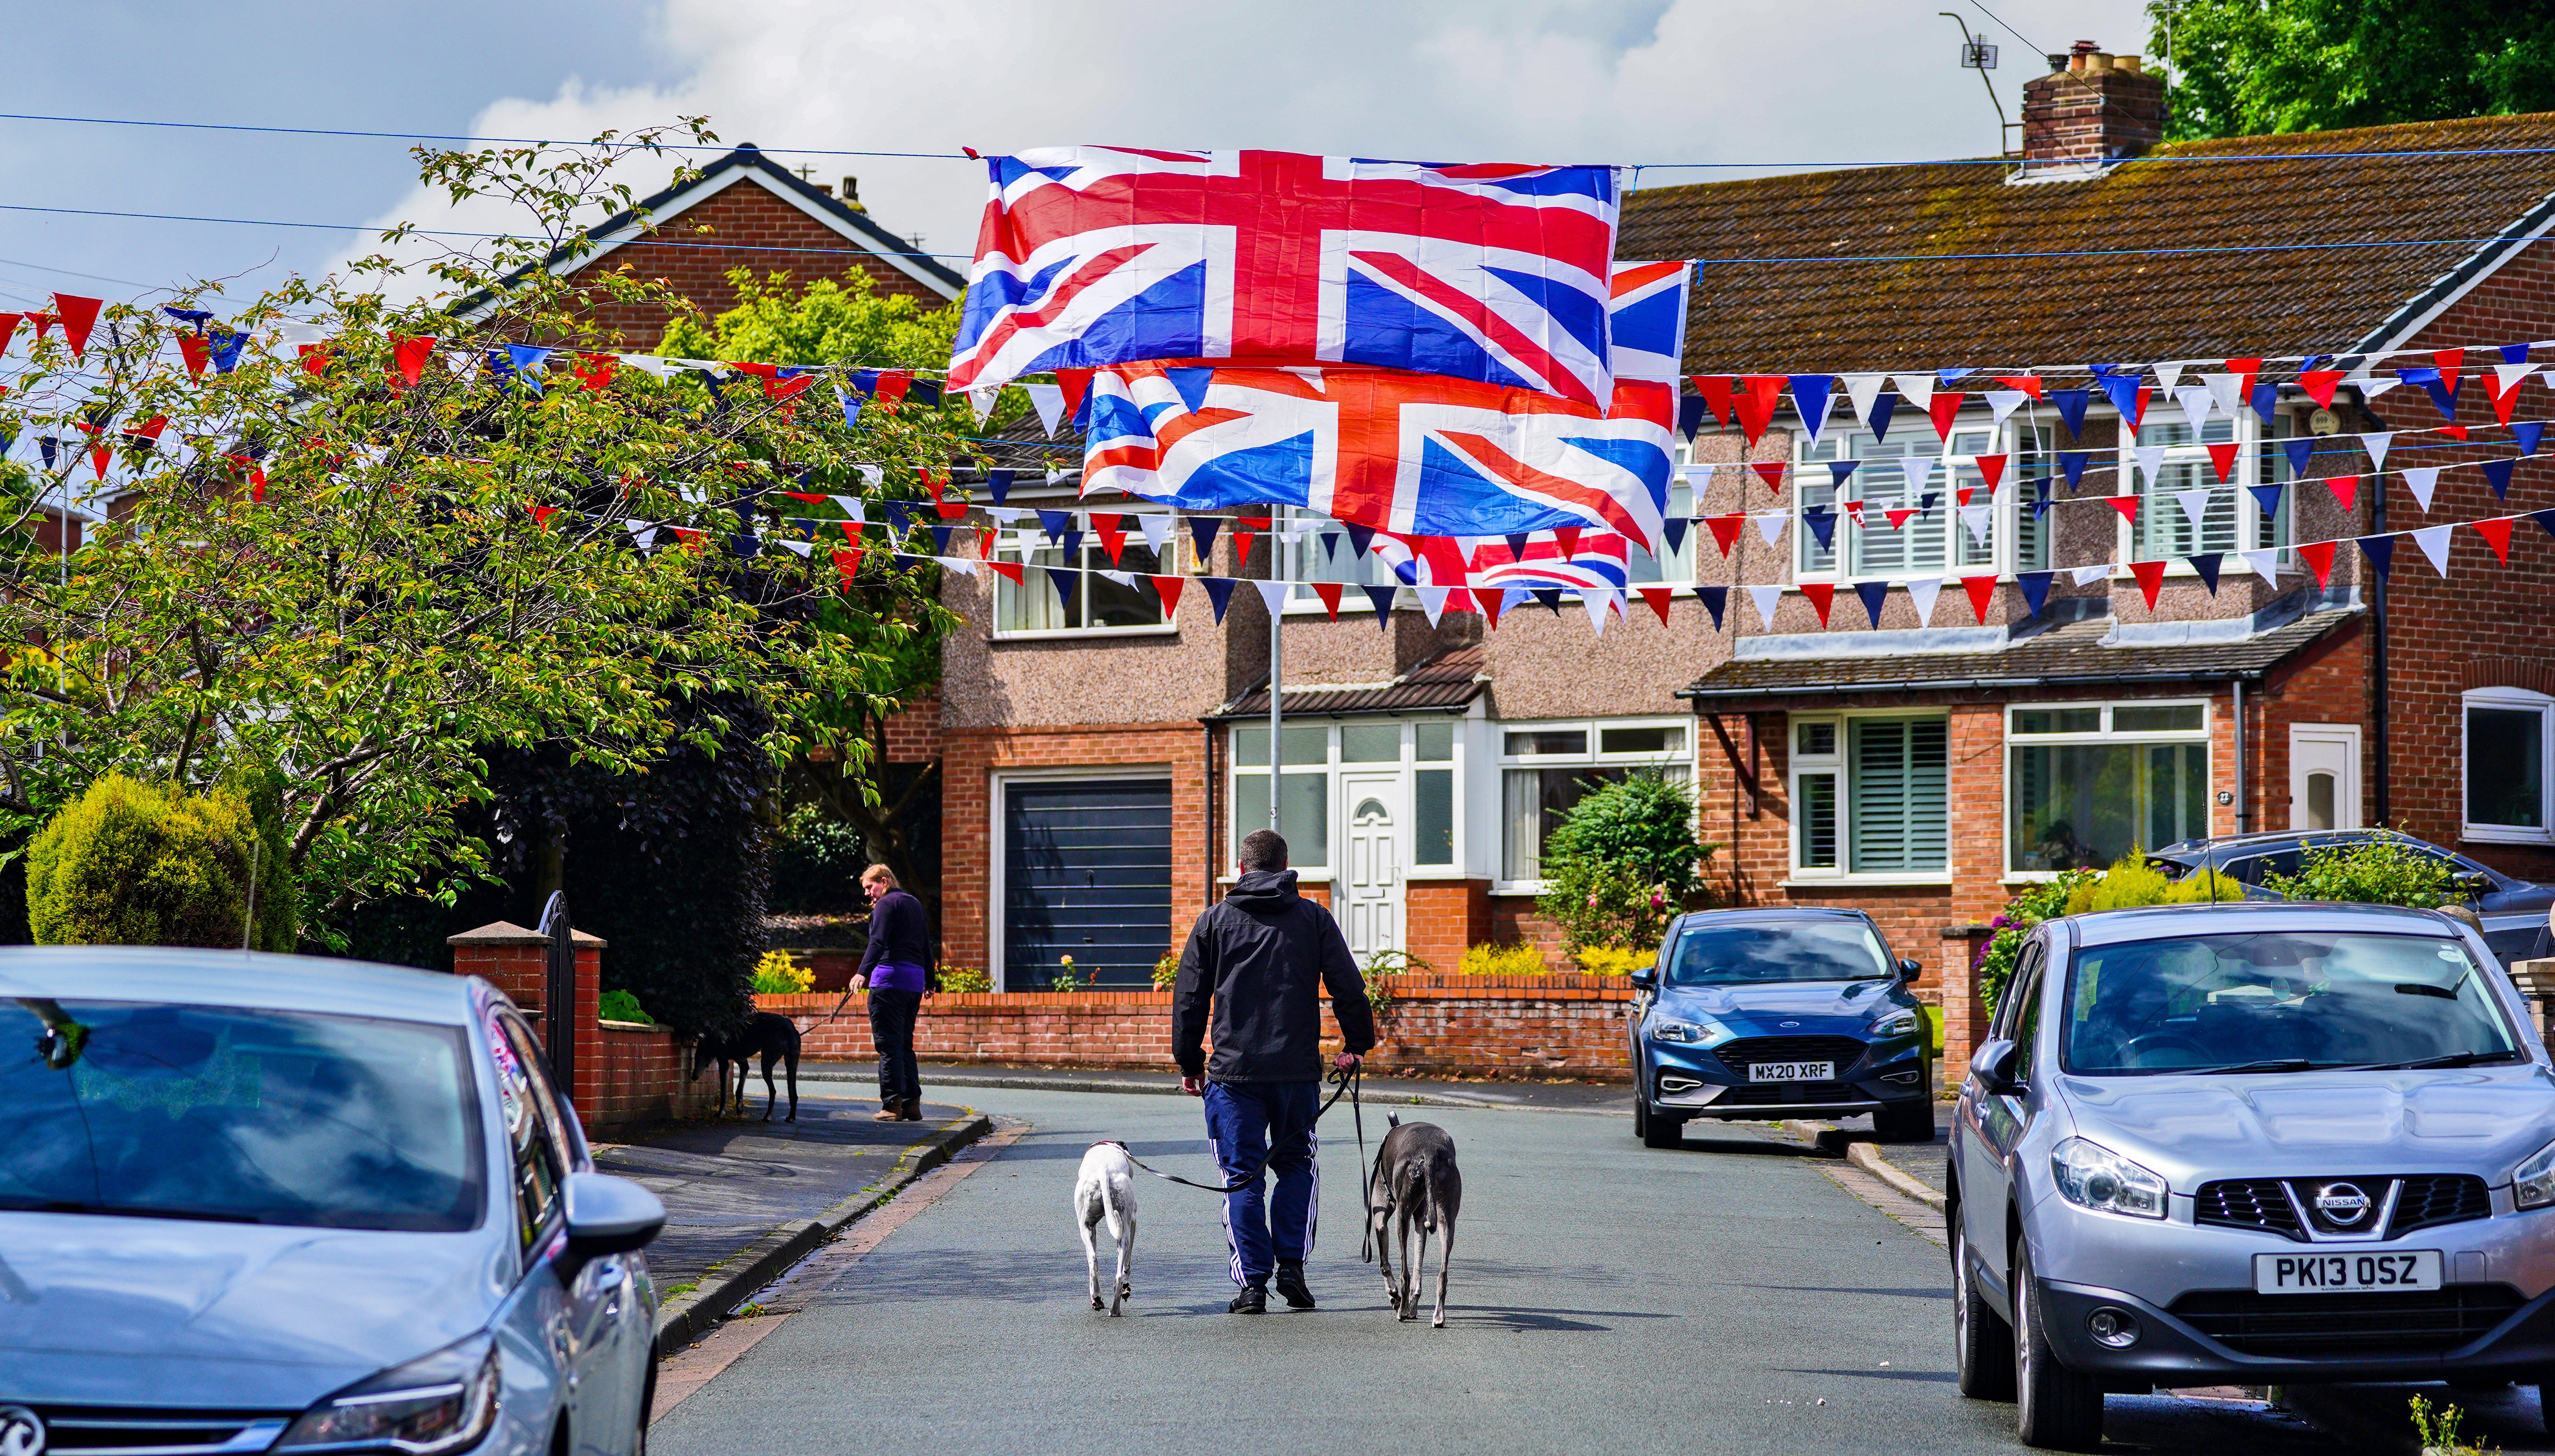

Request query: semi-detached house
[{"left": 917, "top": 56, "right": 2555, "bottom": 1082}]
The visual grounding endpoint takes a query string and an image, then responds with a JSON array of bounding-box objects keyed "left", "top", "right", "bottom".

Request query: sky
[{"left": 0, "top": 0, "right": 2154, "bottom": 313}]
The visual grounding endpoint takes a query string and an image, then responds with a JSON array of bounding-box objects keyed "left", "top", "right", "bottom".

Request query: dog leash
[{"left": 1104, "top": 1061, "right": 1368, "bottom": 1200}]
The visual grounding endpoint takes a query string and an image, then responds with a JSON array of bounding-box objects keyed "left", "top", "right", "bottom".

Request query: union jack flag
[
  {"left": 948, "top": 147, "right": 1623, "bottom": 405},
  {"left": 1467, "top": 530, "right": 1631, "bottom": 592},
  {"left": 1077, "top": 262, "right": 1685, "bottom": 554}
]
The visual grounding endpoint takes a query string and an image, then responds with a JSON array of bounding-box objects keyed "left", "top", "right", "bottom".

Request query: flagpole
[{"left": 1267, "top": 521, "right": 1283, "bottom": 836}]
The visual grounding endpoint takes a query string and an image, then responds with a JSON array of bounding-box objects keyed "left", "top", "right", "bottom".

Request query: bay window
[
  {"left": 1498, "top": 719, "right": 1690, "bottom": 887},
  {"left": 2125, "top": 412, "right": 2291, "bottom": 564},
  {"left": 1790, "top": 714, "right": 1949, "bottom": 878},
  {"left": 2006, "top": 701, "right": 2210, "bottom": 873},
  {"left": 2464, "top": 687, "right": 2554, "bottom": 843},
  {"left": 1794, "top": 423, "right": 2048, "bottom": 584}
]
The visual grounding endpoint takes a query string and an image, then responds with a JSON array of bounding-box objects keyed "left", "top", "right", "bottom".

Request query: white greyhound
[{"left": 1074, "top": 1142, "right": 1138, "bottom": 1315}]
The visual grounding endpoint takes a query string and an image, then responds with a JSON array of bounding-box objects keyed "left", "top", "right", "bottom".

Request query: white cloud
[{"left": 337, "top": 0, "right": 2150, "bottom": 299}]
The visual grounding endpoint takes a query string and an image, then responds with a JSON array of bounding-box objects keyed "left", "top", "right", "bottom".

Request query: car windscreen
[
  {"left": 1665, "top": 920, "right": 1894, "bottom": 986},
  {"left": 0, "top": 999, "right": 485, "bottom": 1231},
  {"left": 2060, "top": 931, "right": 2521, "bottom": 1076}
]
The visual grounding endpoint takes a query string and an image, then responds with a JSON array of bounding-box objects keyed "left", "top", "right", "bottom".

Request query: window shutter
[{"left": 1852, "top": 718, "right": 1948, "bottom": 872}]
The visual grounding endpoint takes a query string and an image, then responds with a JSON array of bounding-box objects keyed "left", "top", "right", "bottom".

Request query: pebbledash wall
[
  {"left": 447, "top": 920, "right": 720, "bottom": 1128},
  {"left": 759, "top": 973, "right": 1638, "bottom": 1080}
]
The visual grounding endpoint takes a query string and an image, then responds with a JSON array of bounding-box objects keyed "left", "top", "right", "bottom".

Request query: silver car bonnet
[
  {"left": 0, "top": 1211, "right": 511, "bottom": 1408},
  {"left": 2053, "top": 1063, "right": 2555, "bottom": 1189}
]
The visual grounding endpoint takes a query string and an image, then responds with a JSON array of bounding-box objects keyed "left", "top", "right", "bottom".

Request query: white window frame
[
  {"left": 1790, "top": 415, "right": 2048, "bottom": 586},
  {"left": 1784, "top": 708, "right": 1954, "bottom": 886},
  {"left": 1493, "top": 716, "right": 1695, "bottom": 894},
  {"left": 987, "top": 764, "right": 1172, "bottom": 992},
  {"left": 988, "top": 513, "right": 1178, "bottom": 640},
  {"left": 2114, "top": 407, "right": 2293, "bottom": 572},
  {"left": 2461, "top": 686, "right": 2555, "bottom": 845},
  {"left": 1224, "top": 717, "right": 1468, "bottom": 879},
  {"left": 2001, "top": 698, "right": 2214, "bottom": 878},
  {"left": 1274, "top": 506, "right": 1406, "bottom": 614}
]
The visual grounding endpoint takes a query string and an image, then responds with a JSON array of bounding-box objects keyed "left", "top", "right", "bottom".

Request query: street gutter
[
  {"left": 650, "top": 1112, "right": 992, "bottom": 1357},
  {"left": 795, "top": 1065, "right": 1630, "bottom": 1116}
]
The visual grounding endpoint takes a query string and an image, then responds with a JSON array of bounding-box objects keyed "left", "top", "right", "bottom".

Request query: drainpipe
[
  {"left": 2232, "top": 678, "right": 2246, "bottom": 832},
  {"left": 2358, "top": 389, "right": 2390, "bottom": 823},
  {"left": 1203, "top": 720, "right": 1217, "bottom": 908}
]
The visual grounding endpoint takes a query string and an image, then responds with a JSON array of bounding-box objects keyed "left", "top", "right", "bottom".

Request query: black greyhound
[
  {"left": 690, "top": 1012, "right": 802, "bottom": 1121},
  {"left": 1368, "top": 1115, "right": 1462, "bottom": 1327}
]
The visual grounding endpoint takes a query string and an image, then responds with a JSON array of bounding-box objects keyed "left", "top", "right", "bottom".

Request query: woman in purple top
[{"left": 859, "top": 864, "right": 932, "bottom": 1121}]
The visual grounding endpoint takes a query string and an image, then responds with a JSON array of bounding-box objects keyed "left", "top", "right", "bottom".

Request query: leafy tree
[
  {"left": 0, "top": 121, "right": 961, "bottom": 958},
  {"left": 2152, "top": 0, "right": 2555, "bottom": 139},
  {"left": 1534, "top": 773, "right": 1718, "bottom": 952},
  {"left": 2261, "top": 834, "right": 2459, "bottom": 908}
]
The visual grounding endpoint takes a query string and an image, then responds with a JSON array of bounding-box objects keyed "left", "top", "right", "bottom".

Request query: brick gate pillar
[
  {"left": 1937, "top": 923, "right": 1996, "bottom": 1088},
  {"left": 446, "top": 920, "right": 605, "bottom": 1102}
]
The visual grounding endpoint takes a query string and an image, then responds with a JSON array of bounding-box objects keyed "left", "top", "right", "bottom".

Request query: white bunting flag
[
  {"left": 1046, "top": 466, "right": 1071, "bottom": 486},
  {"left": 2496, "top": 361, "right": 2535, "bottom": 396},
  {"left": 1984, "top": 389, "right": 2026, "bottom": 427},
  {"left": 2202, "top": 372, "right": 2246, "bottom": 420},
  {"left": 2133, "top": 445, "right": 2169, "bottom": 486},
  {"left": 1255, "top": 579, "right": 1291, "bottom": 617},
  {"left": 1022, "top": 382, "right": 1065, "bottom": 438},
  {"left": 937, "top": 556, "right": 978, "bottom": 578},
  {"left": 2173, "top": 384, "right": 2215, "bottom": 436},
  {"left": 1413, "top": 584, "right": 1449, "bottom": 626},
  {"left": 2175, "top": 488, "right": 2215, "bottom": 531},
  {"left": 1580, "top": 587, "right": 1612, "bottom": 636},
  {"left": 1904, "top": 456, "right": 1934, "bottom": 495},
  {"left": 2071, "top": 564, "right": 2110, "bottom": 587},
  {"left": 1138, "top": 513, "right": 1173, "bottom": 558},
  {"left": 2356, "top": 372, "right": 2402, "bottom": 402},
  {"left": 2240, "top": 549, "right": 2282, "bottom": 583},
  {"left": 1841, "top": 374, "right": 1888, "bottom": 430},
  {"left": 1746, "top": 584, "right": 1784, "bottom": 626},
  {"left": 829, "top": 496, "right": 868, "bottom": 524},
  {"left": 2363, "top": 431, "right": 2393, "bottom": 474},
  {"left": 446, "top": 350, "right": 482, "bottom": 384},
  {"left": 1682, "top": 461, "right": 1718, "bottom": 496},
  {"left": 2541, "top": 370, "right": 2555, "bottom": 394},
  {"left": 967, "top": 387, "right": 1000, "bottom": 424},
  {"left": 775, "top": 538, "right": 814, "bottom": 557},
  {"left": 1099, "top": 569, "right": 1138, "bottom": 588},
  {"left": 2403, "top": 466, "right": 2442, "bottom": 512},
  {"left": 1893, "top": 374, "right": 1933, "bottom": 412},
  {"left": 1904, "top": 575, "right": 1943, "bottom": 626},
  {"left": 2153, "top": 362, "right": 2185, "bottom": 395},
  {"left": 621, "top": 354, "right": 677, "bottom": 379},
  {"left": 1960, "top": 504, "right": 1993, "bottom": 547},
  {"left": 1757, "top": 512, "right": 1787, "bottom": 547},
  {"left": 2411, "top": 524, "right": 2455, "bottom": 578},
  {"left": 857, "top": 465, "right": 884, "bottom": 489}
]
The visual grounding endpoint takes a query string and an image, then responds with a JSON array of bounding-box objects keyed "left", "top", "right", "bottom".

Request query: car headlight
[
  {"left": 1870, "top": 1008, "right": 1920, "bottom": 1038},
  {"left": 1649, "top": 1017, "right": 1729, "bottom": 1046},
  {"left": 276, "top": 1332, "right": 499, "bottom": 1455},
  {"left": 2514, "top": 1137, "right": 2555, "bottom": 1210},
  {"left": 2050, "top": 1137, "right": 2169, "bottom": 1220}
]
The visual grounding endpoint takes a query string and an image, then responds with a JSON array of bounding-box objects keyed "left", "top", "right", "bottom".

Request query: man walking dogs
[
  {"left": 860, "top": 864, "right": 929, "bottom": 1122},
  {"left": 1173, "top": 829, "right": 1377, "bottom": 1314}
]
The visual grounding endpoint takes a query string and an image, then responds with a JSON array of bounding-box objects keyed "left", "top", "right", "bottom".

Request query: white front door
[
  {"left": 2289, "top": 724, "right": 2362, "bottom": 831},
  {"left": 1340, "top": 775, "right": 1401, "bottom": 964}
]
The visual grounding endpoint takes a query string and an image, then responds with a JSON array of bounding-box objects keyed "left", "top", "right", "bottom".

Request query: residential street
[{"left": 645, "top": 1087, "right": 2549, "bottom": 1455}]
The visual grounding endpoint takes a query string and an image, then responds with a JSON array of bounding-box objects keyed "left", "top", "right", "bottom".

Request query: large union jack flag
[
  {"left": 948, "top": 146, "right": 1622, "bottom": 405},
  {"left": 1077, "top": 262, "right": 1686, "bottom": 554}
]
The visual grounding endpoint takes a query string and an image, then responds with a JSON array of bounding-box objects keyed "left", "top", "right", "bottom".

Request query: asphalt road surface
[{"left": 651, "top": 1087, "right": 2547, "bottom": 1456}]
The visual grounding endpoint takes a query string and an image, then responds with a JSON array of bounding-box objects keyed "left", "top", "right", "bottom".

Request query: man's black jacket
[{"left": 1173, "top": 869, "right": 1376, "bottom": 1082}]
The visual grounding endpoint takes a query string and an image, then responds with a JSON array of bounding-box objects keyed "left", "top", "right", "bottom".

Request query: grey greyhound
[{"left": 1367, "top": 1116, "right": 1461, "bottom": 1327}]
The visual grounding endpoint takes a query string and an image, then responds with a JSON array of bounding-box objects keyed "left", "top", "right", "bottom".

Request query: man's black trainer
[
  {"left": 1273, "top": 1260, "right": 1316, "bottom": 1309},
  {"left": 1229, "top": 1284, "right": 1267, "bottom": 1315}
]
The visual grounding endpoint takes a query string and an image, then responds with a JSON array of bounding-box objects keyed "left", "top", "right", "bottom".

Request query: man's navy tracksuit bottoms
[{"left": 1203, "top": 1079, "right": 1322, "bottom": 1286}]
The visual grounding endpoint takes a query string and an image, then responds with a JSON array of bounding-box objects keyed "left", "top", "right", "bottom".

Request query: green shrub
[
  {"left": 1980, "top": 858, "right": 2239, "bottom": 1012},
  {"left": 933, "top": 965, "right": 992, "bottom": 993},
  {"left": 26, "top": 774, "right": 292, "bottom": 950},
  {"left": 1460, "top": 941, "right": 1548, "bottom": 976},
  {"left": 598, "top": 989, "right": 653, "bottom": 1025},
  {"left": 2263, "top": 834, "right": 2459, "bottom": 909},
  {"left": 1535, "top": 774, "right": 1718, "bottom": 954},
  {"left": 749, "top": 950, "right": 812, "bottom": 995}
]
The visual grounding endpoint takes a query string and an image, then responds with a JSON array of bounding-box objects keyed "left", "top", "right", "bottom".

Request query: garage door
[{"left": 1003, "top": 778, "right": 1173, "bottom": 990}]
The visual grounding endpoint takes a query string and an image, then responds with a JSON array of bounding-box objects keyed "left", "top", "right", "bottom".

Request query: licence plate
[
  {"left": 1748, "top": 1061, "right": 1833, "bottom": 1082},
  {"left": 2253, "top": 1250, "right": 2442, "bottom": 1294}
]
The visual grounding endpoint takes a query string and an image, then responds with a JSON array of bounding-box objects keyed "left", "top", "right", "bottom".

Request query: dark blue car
[{"left": 1629, "top": 908, "right": 1936, "bottom": 1147}]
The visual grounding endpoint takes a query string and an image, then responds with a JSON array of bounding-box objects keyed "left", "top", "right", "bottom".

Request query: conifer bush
[{"left": 26, "top": 773, "right": 294, "bottom": 949}]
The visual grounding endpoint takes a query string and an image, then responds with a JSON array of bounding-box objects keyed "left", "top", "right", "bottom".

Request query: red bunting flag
[
  {"left": 2476, "top": 517, "right": 2515, "bottom": 564},
  {"left": 729, "top": 361, "right": 779, "bottom": 380},
  {"left": 22, "top": 311, "right": 53, "bottom": 343},
  {"left": 297, "top": 344, "right": 331, "bottom": 376},
  {"left": 1975, "top": 453, "right": 2008, "bottom": 491},
  {"left": 52, "top": 295, "right": 100, "bottom": 359},
  {"left": 570, "top": 351, "right": 617, "bottom": 391},
  {"left": 1927, "top": 391, "right": 1965, "bottom": 442},
  {"left": 977, "top": 525, "right": 996, "bottom": 558},
  {"left": 1639, "top": 586, "right": 1673, "bottom": 625},
  {"left": 1150, "top": 575, "right": 1186, "bottom": 617},
  {"left": 1749, "top": 461, "right": 1788, "bottom": 492},
  {"left": 1842, "top": 499, "right": 1865, "bottom": 527},
  {"left": 1801, "top": 581, "right": 1835, "bottom": 626},
  {"left": 1090, "top": 512, "right": 1127, "bottom": 564},
  {"left": 1706, "top": 513, "right": 1746, "bottom": 556},
  {"left": 0, "top": 313, "right": 20, "bottom": 356},
  {"left": 2223, "top": 357, "right": 2262, "bottom": 396},
  {"left": 1885, "top": 507, "right": 1917, "bottom": 530},
  {"left": 1553, "top": 524, "right": 1582, "bottom": 557},
  {"left": 177, "top": 334, "right": 210, "bottom": 375},
  {"left": 2298, "top": 370, "right": 2345, "bottom": 409},
  {"left": 2204, "top": 441, "right": 2240, "bottom": 483},
  {"left": 1234, "top": 514, "right": 1269, "bottom": 567},
  {"left": 2326, "top": 475, "right": 2360, "bottom": 513},
  {"left": 984, "top": 558, "right": 1023, "bottom": 586},
  {"left": 770, "top": 374, "right": 816, "bottom": 402},
  {"left": 934, "top": 500, "right": 967, "bottom": 520},
  {"left": 89, "top": 444, "right": 110, "bottom": 480},
  {"left": 528, "top": 505, "right": 559, "bottom": 528},
  {"left": 2432, "top": 346, "right": 2466, "bottom": 380},
  {"left": 921, "top": 468, "right": 945, "bottom": 503},
  {"left": 2127, "top": 385, "right": 2154, "bottom": 431},
  {"left": 1961, "top": 575, "right": 1997, "bottom": 623},
  {"left": 2440, "top": 424, "right": 2470, "bottom": 441},
  {"left": 670, "top": 527, "right": 707, "bottom": 550},
  {"left": 1055, "top": 368, "right": 1096, "bottom": 422},
  {"left": 833, "top": 547, "right": 863, "bottom": 586},
  {"left": 2298, "top": 539, "right": 2338, "bottom": 587},
  {"left": 1312, "top": 581, "right": 1343, "bottom": 620},
  {"left": 2107, "top": 496, "right": 2141, "bottom": 525},
  {"left": 873, "top": 370, "right": 913, "bottom": 405},
  {"left": 2129, "top": 558, "right": 2167, "bottom": 608},
  {"left": 1733, "top": 375, "right": 1785, "bottom": 445},
  {"left": 839, "top": 521, "right": 864, "bottom": 543},
  {"left": 1956, "top": 485, "right": 1974, "bottom": 508},
  {"left": 2488, "top": 368, "right": 2528, "bottom": 424},
  {"left": 1689, "top": 374, "right": 1735, "bottom": 428},
  {"left": 1478, "top": 583, "right": 1504, "bottom": 628},
  {"left": 1992, "top": 374, "right": 2043, "bottom": 399}
]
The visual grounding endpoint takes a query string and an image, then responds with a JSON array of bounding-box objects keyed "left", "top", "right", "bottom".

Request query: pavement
[
  {"left": 640, "top": 1081, "right": 2547, "bottom": 1455},
  {"left": 800, "top": 1059, "right": 1635, "bottom": 1114}
]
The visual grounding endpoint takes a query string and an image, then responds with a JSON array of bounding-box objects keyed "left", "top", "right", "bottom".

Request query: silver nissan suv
[{"left": 1948, "top": 903, "right": 2555, "bottom": 1450}]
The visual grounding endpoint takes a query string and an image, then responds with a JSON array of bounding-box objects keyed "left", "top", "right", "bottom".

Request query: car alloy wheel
[
  {"left": 2013, "top": 1240, "right": 2103, "bottom": 1450},
  {"left": 1952, "top": 1214, "right": 2014, "bottom": 1401}
]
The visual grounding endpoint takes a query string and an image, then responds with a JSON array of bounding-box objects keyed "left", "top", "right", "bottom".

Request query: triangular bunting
[
  {"left": 1363, "top": 584, "right": 1398, "bottom": 628},
  {"left": 1853, "top": 580, "right": 1889, "bottom": 628},
  {"left": 2326, "top": 475, "right": 2360, "bottom": 513},
  {"left": 1905, "top": 575, "right": 1942, "bottom": 626},
  {"left": 2175, "top": 488, "right": 2214, "bottom": 530},
  {"left": 1200, "top": 576, "right": 1239, "bottom": 624},
  {"left": 2476, "top": 517, "right": 2515, "bottom": 564},
  {"left": 2128, "top": 558, "right": 2167, "bottom": 609},
  {"left": 2107, "top": 496, "right": 2141, "bottom": 526},
  {"left": 2204, "top": 441, "right": 2239, "bottom": 482},
  {"left": 1960, "top": 575, "right": 1996, "bottom": 624},
  {"left": 2411, "top": 524, "right": 2454, "bottom": 578},
  {"left": 1800, "top": 582, "right": 1835, "bottom": 627},
  {"left": 2189, "top": 553, "right": 2223, "bottom": 595},
  {"left": 1640, "top": 586, "right": 1675, "bottom": 625},
  {"left": 2297, "top": 539, "right": 2338, "bottom": 587},
  {"left": 2017, "top": 569, "right": 2055, "bottom": 617},
  {"left": 2049, "top": 388, "right": 2090, "bottom": 437},
  {"left": 1694, "top": 584, "right": 1728, "bottom": 631},
  {"left": 1151, "top": 575, "right": 1186, "bottom": 617},
  {"left": 1707, "top": 513, "right": 1746, "bottom": 556},
  {"left": 2482, "top": 458, "right": 2516, "bottom": 501},
  {"left": 2357, "top": 535, "right": 2395, "bottom": 581}
]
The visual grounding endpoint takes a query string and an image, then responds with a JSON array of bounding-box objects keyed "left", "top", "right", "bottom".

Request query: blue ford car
[
  {"left": 1629, "top": 908, "right": 1936, "bottom": 1147},
  {"left": 0, "top": 947, "right": 667, "bottom": 1456}
]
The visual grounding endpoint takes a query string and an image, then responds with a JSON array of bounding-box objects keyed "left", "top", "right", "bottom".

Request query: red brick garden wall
[{"left": 759, "top": 971, "right": 1637, "bottom": 1080}]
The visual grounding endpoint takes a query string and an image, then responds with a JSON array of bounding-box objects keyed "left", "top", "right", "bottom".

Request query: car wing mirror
[
  {"left": 558, "top": 1172, "right": 666, "bottom": 1282},
  {"left": 2456, "top": 871, "right": 2495, "bottom": 898},
  {"left": 1970, "top": 1038, "right": 2023, "bottom": 1096},
  {"left": 1897, "top": 958, "right": 1923, "bottom": 983},
  {"left": 1628, "top": 965, "right": 1657, "bottom": 989}
]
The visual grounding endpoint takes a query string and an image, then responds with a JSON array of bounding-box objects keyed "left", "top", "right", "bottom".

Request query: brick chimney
[{"left": 2019, "top": 40, "right": 2165, "bottom": 169}]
